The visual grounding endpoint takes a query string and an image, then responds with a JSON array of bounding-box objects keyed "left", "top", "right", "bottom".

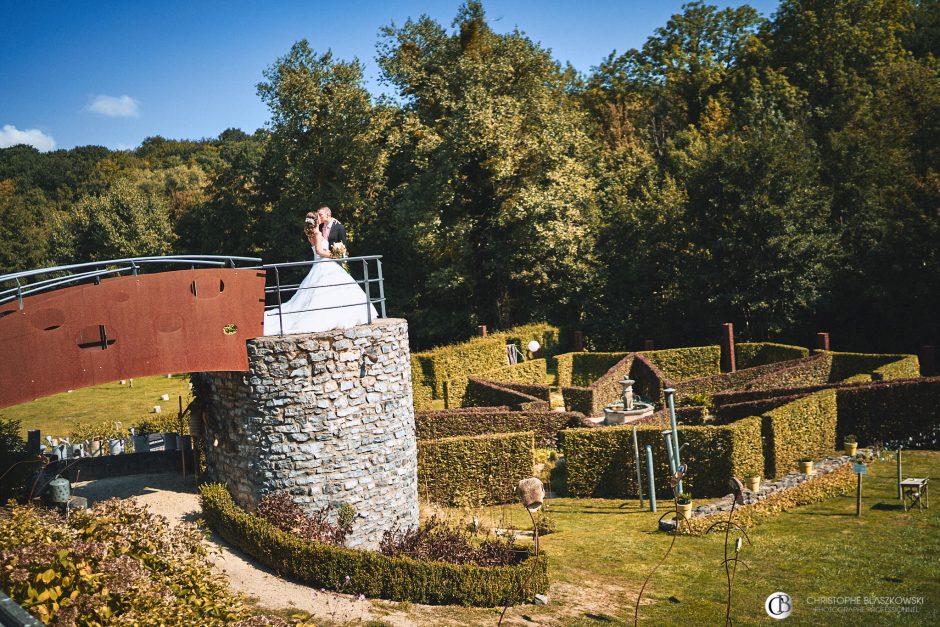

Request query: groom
[{"left": 317, "top": 205, "right": 348, "bottom": 251}]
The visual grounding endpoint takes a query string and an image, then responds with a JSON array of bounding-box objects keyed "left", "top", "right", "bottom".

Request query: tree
[
  {"left": 57, "top": 179, "right": 173, "bottom": 262},
  {"left": 377, "top": 1, "right": 598, "bottom": 338},
  {"left": 255, "top": 40, "right": 391, "bottom": 262}
]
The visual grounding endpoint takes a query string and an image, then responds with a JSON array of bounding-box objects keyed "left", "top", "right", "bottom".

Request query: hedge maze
[{"left": 410, "top": 332, "right": 936, "bottom": 503}]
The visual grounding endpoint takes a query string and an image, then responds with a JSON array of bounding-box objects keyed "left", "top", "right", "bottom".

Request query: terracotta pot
[
  {"left": 676, "top": 502, "right": 693, "bottom": 520},
  {"left": 799, "top": 460, "right": 814, "bottom": 475},
  {"left": 844, "top": 442, "right": 858, "bottom": 456},
  {"left": 745, "top": 476, "right": 761, "bottom": 492}
]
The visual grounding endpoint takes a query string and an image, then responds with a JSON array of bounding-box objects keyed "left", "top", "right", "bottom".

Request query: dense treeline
[{"left": 1, "top": 1, "right": 937, "bottom": 352}]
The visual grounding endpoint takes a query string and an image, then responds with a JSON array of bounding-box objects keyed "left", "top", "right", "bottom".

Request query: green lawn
[
  {"left": 408, "top": 451, "right": 939, "bottom": 626},
  {"left": 1, "top": 374, "right": 192, "bottom": 438}
]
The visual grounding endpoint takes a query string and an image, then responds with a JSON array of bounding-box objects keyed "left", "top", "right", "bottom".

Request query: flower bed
[{"left": 200, "top": 484, "right": 548, "bottom": 606}]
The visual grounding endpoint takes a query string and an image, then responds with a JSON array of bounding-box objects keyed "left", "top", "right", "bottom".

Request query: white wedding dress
[{"left": 263, "top": 247, "right": 378, "bottom": 336}]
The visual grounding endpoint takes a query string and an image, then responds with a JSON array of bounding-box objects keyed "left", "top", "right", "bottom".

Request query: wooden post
[
  {"left": 477, "top": 325, "right": 487, "bottom": 337},
  {"left": 573, "top": 331, "right": 584, "bottom": 352},
  {"left": 720, "top": 323, "right": 736, "bottom": 373},
  {"left": 816, "top": 332, "right": 830, "bottom": 351}
]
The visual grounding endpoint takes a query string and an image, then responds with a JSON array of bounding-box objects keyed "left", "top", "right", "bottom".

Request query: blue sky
[{"left": 1, "top": 0, "right": 779, "bottom": 151}]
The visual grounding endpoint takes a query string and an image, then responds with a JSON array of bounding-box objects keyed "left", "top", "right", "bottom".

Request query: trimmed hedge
[
  {"left": 417, "top": 431, "right": 535, "bottom": 506},
  {"left": 411, "top": 354, "right": 436, "bottom": 411},
  {"left": 495, "top": 323, "right": 562, "bottom": 358},
  {"left": 554, "top": 352, "right": 629, "bottom": 387},
  {"left": 827, "top": 351, "right": 920, "bottom": 382},
  {"left": 675, "top": 355, "right": 818, "bottom": 400},
  {"left": 836, "top": 377, "right": 940, "bottom": 449},
  {"left": 735, "top": 342, "right": 810, "bottom": 369},
  {"left": 762, "top": 389, "right": 837, "bottom": 478},
  {"left": 561, "top": 354, "right": 635, "bottom": 416},
  {"left": 464, "top": 378, "right": 551, "bottom": 411},
  {"left": 628, "top": 353, "right": 672, "bottom": 406},
  {"left": 412, "top": 323, "right": 560, "bottom": 405},
  {"left": 560, "top": 417, "right": 763, "bottom": 498},
  {"left": 200, "top": 484, "right": 548, "bottom": 606},
  {"left": 641, "top": 346, "right": 721, "bottom": 382},
  {"left": 451, "top": 359, "right": 550, "bottom": 408},
  {"left": 415, "top": 408, "right": 587, "bottom": 447},
  {"left": 739, "top": 353, "right": 833, "bottom": 391},
  {"left": 682, "top": 463, "right": 856, "bottom": 535},
  {"left": 485, "top": 358, "right": 548, "bottom": 386}
]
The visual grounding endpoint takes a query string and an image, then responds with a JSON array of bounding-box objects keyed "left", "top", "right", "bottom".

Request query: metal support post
[
  {"left": 633, "top": 426, "right": 644, "bottom": 507},
  {"left": 646, "top": 445, "right": 657, "bottom": 513},
  {"left": 665, "top": 388, "right": 682, "bottom": 493}
]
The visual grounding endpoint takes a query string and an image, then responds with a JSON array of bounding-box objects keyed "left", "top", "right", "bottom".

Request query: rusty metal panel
[{"left": 0, "top": 268, "right": 266, "bottom": 409}]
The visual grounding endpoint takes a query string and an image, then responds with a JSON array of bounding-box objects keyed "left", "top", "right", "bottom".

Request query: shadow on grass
[{"left": 871, "top": 502, "right": 905, "bottom": 511}]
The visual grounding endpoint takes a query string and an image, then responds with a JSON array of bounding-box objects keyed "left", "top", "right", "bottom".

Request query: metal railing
[
  {"left": 251, "top": 255, "right": 387, "bottom": 336},
  {"left": 0, "top": 255, "right": 262, "bottom": 308}
]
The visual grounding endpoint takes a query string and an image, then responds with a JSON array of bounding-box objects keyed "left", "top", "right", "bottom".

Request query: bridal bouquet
[{"left": 331, "top": 242, "right": 349, "bottom": 270}]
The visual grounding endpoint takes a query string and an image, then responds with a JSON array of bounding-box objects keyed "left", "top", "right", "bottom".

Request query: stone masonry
[{"left": 198, "top": 318, "right": 418, "bottom": 549}]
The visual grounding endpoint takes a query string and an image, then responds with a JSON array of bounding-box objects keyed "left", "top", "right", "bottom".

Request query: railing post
[
  {"left": 274, "top": 266, "right": 284, "bottom": 336},
  {"left": 363, "top": 258, "right": 372, "bottom": 324},
  {"left": 15, "top": 277, "right": 23, "bottom": 310},
  {"left": 376, "top": 258, "right": 387, "bottom": 318}
]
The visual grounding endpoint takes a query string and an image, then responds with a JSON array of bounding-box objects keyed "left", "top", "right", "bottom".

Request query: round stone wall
[{"left": 198, "top": 318, "right": 418, "bottom": 549}]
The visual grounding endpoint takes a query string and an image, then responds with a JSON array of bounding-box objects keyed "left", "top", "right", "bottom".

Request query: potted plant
[
  {"left": 798, "top": 457, "right": 814, "bottom": 475},
  {"left": 676, "top": 492, "right": 693, "bottom": 520},
  {"left": 843, "top": 434, "right": 858, "bottom": 456},
  {"left": 743, "top": 470, "right": 761, "bottom": 492}
]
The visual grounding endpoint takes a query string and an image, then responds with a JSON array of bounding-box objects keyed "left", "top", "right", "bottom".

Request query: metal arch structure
[{"left": 0, "top": 256, "right": 266, "bottom": 410}]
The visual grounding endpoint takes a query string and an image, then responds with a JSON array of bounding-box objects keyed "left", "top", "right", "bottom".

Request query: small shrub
[
  {"left": 676, "top": 492, "right": 692, "bottom": 505},
  {"left": 134, "top": 413, "right": 189, "bottom": 435},
  {"left": 844, "top": 434, "right": 857, "bottom": 444},
  {"left": 0, "top": 499, "right": 253, "bottom": 625},
  {"left": 533, "top": 513, "right": 557, "bottom": 536},
  {"left": 256, "top": 492, "right": 348, "bottom": 546},
  {"left": 379, "top": 516, "right": 519, "bottom": 567}
]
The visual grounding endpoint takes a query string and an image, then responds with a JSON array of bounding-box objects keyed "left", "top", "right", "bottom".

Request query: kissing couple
[{"left": 263, "top": 205, "right": 377, "bottom": 336}]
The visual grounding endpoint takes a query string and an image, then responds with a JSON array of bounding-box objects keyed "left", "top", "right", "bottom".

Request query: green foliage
[
  {"left": 415, "top": 408, "right": 584, "bottom": 448},
  {"left": 555, "top": 352, "right": 630, "bottom": 387},
  {"left": 377, "top": 3, "right": 599, "bottom": 335},
  {"left": 836, "top": 378, "right": 940, "bottom": 449},
  {"left": 412, "top": 323, "right": 559, "bottom": 408},
  {"left": 463, "top": 378, "right": 550, "bottom": 411},
  {"left": 68, "top": 420, "right": 126, "bottom": 442},
  {"left": 417, "top": 431, "right": 534, "bottom": 507},
  {"left": 762, "top": 389, "right": 838, "bottom": 478},
  {"left": 642, "top": 346, "right": 721, "bottom": 382},
  {"left": 735, "top": 342, "right": 809, "bottom": 369},
  {"left": 484, "top": 358, "right": 547, "bottom": 386},
  {"left": 133, "top": 413, "right": 188, "bottom": 435},
  {"left": 57, "top": 178, "right": 174, "bottom": 262},
  {"left": 828, "top": 351, "right": 921, "bottom": 382},
  {"left": 676, "top": 353, "right": 826, "bottom": 400},
  {"left": 559, "top": 353, "right": 635, "bottom": 416},
  {"left": 199, "top": 483, "right": 548, "bottom": 606},
  {"left": 561, "top": 417, "right": 763, "bottom": 498},
  {"left": 0, "top": 499, "right": 252, "bottom": 625}
]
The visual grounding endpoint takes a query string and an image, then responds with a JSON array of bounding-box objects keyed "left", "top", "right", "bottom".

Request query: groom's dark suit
[{"left": 320, "top": 219, "right": 348, "bottom": 250}]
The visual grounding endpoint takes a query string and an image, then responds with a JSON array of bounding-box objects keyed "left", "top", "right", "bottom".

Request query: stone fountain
[{"left": 602, "top": 378, "right": 654, "bottom": 425}]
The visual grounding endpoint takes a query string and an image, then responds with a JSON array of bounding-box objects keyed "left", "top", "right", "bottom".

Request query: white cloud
[
  {"left": 0, "top": 124, "right": 56, "bottom": 151},
  {"left": 86, "top": 94, "right": 140, "bottom": 118}
]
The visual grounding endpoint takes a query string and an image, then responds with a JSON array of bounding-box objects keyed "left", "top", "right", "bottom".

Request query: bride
[{"left": 263, "top": 213, "right": 378, "bottom": 335}]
